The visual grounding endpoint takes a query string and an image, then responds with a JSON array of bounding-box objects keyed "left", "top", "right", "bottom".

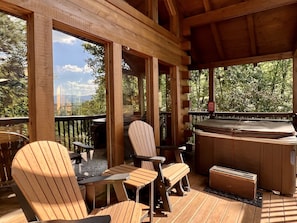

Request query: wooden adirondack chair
[
  {"left": 128, "top": 120, "right": 190, "bottom": 213},
  {"left": 11, "top": 140, "right": 145, "bottom": 223}
]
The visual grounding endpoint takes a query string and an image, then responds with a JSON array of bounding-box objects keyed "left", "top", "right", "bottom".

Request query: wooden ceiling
[
  {"left": 179, "top": 0, "right": 297, "bottom": 69},
  {"left": 124, "top": 0, "right": 297, "bottom": 70}
]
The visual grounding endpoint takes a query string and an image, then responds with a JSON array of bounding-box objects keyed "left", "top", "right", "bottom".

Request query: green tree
[
  {"left": 79, "top": 43, "right": 106, "bottom": 115},
  {"left": 189, "top": 69, "right": 208, "bottom": 111},
  {"left": 190, "top": 59, "right": 293, "bottom": 112},
  {"left": 81, "top": 43, "right": 144, "bottom": 115},
  {"left": 159, "top": 73, "right": 171, "bottom": 112},
  {"left": 0, "top": 12, "right": 28, "bottom": 117}
]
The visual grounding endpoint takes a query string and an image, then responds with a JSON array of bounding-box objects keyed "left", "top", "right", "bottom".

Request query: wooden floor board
[
  {"left": 221, "top": 200, "right": 244, "bottom": 222},
  {"left": 269, "top": 193, "right": 285, "bottom": 222},
  {"left": 237, "top": 203, "right": 257, "bottom": 223},
  {"left": 205, "top": 197, "right": 230, "bottom": 223},
  {"left": 174, "top": 190, "right": 211, "bottom": 223},
  {"left": 157, "top": 190, "right": 203, "bottom": 222},
  {"left": 283, "top": 197, "right": 297, "bottom": 222},
  {"left": 190, "top": 194, "right": 219, "bottom": 222},
  {"left": 166, "top": 192, "right": 200, "bottom": 222}
]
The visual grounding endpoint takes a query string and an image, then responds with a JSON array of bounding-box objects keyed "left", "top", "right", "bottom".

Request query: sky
[{"left": 52, "top": 30, "right": 97, "bottom": 97}]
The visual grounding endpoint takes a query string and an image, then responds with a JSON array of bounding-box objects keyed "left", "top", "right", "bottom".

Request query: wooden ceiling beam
[
  {"left": 203, "top": 0, "right": 225, "bottom": 60},
  {"left": 210, "top": 25, "right": 224, "bottom": 60},
  {"left": 164, "top": 0, "right": 177, "bottom": 16},
  {"left": 183, "top": 0, "right": 297, "bottom": 35},
  {"left": 244, "top": 0, "right": 257, "bottom": 56},
  {"left": 247, "top": 14, "right": 257, "bottom": 56},
  {"left": 195, "top": 51, "right": 293, "bottom": 69}
]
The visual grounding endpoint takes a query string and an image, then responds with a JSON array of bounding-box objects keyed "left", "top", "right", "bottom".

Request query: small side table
[{"left": 103, "top": 164, "right": 157, "bottom": 222}]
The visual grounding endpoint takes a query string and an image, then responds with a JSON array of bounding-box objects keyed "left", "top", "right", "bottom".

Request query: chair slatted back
[
  {"left": 0, "top": 131, "right": 29, "bottom": 185},
  {"left": 12, "top": 141, "right": 88, "bottom": 221},
  {"left": 128, "top": 120, "right": 156, "bottom": 170}
]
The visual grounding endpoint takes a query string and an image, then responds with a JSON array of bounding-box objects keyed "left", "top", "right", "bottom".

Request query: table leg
[
  {"left": 135, "top": 186, "right": 153, "bottom": 222},
  {"left": 135, "top": 188, "right": 140, "bottom": 203},
  {"left": 106, "top": 184, "right": 110, "bottom": 205},
  {"left": 149, "top": 181, "right": 154, "bottom": 222},
  {"left": 85, "top": 184, "right": 96, "bottom": 210}
]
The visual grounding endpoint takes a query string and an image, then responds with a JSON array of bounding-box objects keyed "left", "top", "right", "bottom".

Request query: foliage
[
  {"left": 190, "top": 59, "right": 293, "bottom": 112},
  {"left": 81, "top": 43, "right": 148, "bottom": 115},
  {"left": 123, "top": 74, "right": 139, "bottom": 111},
  {"left": 159, "top": 73, "right": 171, "bottom": 112},
  {"left": 0, "top": 13, "right": 28, "bottom": 117},
  {"left": 79, "top": 43, "right": 106, "bottom": 115},
  {"left": 189, "top": 69, "right": 209, "bottom": 111}
]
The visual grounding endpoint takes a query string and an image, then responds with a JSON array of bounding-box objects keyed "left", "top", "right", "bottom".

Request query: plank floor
[
  {"left": 1, "top": 171, "right": 297, "bottom": 222},
  {"left": 152, "top": 172, "right": 297, "bottom": 223}
]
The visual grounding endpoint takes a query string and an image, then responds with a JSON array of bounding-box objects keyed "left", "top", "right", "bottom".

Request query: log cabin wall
[
  {"left": 0, "top": 0, "right": 189, "bottom": 166},
  {"left": 293, "top": 49, "right": 297, "bottom": 129}
]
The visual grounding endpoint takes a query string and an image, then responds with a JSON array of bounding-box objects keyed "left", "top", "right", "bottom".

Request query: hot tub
[{"left": 195, "top": 119, "right": 297, "bottom": 195}]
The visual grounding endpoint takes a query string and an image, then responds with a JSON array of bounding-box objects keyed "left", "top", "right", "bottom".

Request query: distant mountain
[{"left": 54, "top": 94, "right": 93, "bottom": 104}]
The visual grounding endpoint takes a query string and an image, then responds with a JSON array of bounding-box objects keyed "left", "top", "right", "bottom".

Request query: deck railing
[
  {"left": 55, "top": 115, "right": 105, "bottom": 149},
  {"left": 189, "top": 111, "right": 296, "bottom": 126},
  {"left": 0, "top": 115, "right": 105, "bottom": 150},
  {"left": 0, "top": 112, "right": 296, "bottom": 150}
]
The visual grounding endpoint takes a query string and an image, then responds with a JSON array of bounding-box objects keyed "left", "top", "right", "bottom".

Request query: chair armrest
[
  {"left": 132, "top": 154, "right": 165, "bottom": 167},
  {"left": 157, "top": 145, "right": 186, "bottom": 151},
  {"left": 34, "top": 215, "right": 111, "bottom": 223},
  {"left": 132, "top": 154, "right": 166, "bottom": 183},
  {"left": 157, "top": 145, "right": 186, "bottom": 163},
  {"left": 78, "top": 173, "right": 129, "bottom": 185},
  {"left": 133, "top": 154, "right": 166, "bottom": 163}
]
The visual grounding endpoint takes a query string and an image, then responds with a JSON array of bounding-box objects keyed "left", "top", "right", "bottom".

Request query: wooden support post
[
  {"left": 208, "top": 68, "right": 215, "bottom": 102},
  {"left": 170, "top": 66, "right": 183, "bottom": 145},
  {"left": 293, "top": 49, "right": 297, "bottom": 129},
  {"left": 105, "top": 42, "right": 124, "bottom": 167},
  {"left": 27, "top": 13, "right": 55, "bottom": 141},
  {"left": 208, "top": 68, "right": 215, "bottom": 114},
  {"left": 146, "top": 57, "right": 160, "bottom": 146}
]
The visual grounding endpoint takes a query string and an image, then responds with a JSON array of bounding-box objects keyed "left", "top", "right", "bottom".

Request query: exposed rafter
[
  {"left": 164, "top": 0, "right": 177, "bottom": 16},
  {"left": 246, "top": 14, "right": 257, "bottom": 56},
  {"left": 203, "top": 0, "right": 225, "bottom": 60},
  {"left": 183, "top": 0, "right": 297, "bottom": 35}
]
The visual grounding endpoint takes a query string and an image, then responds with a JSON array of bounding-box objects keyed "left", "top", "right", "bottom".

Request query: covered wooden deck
[
  {"left": 1, "top": 171, "right": 297, "bottom": 223},
  {"left": 0, "top": 0, "right": 297, "bottom": 222}
]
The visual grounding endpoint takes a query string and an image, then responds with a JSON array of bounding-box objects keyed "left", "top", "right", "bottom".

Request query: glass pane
[
  {"left": 0, "top": 12, "right": 28, "bottom": 135},
  {"left": 53, "top": 30, "right": 106, "bottom": 116},
  {"left": 53, "top": 30, "right": 107, "bottom": 152},
  {"left": 159, "top": 63, "right": 171, "bottom": 145},
  {"left": 122, "top": 50, "right": 146, "bottom": 160},
  {"left": 53, "top": 30, "right": 108, "bottom": 176}
]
